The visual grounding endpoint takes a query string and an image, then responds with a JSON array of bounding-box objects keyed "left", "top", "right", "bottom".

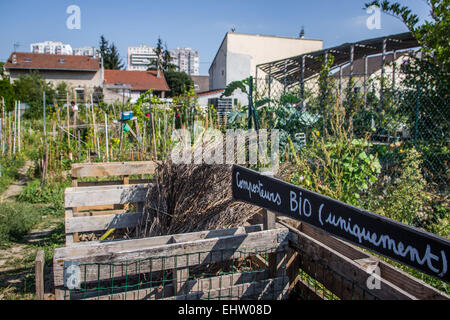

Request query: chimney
[{"left": 299, "top": 26, "right": 305, "bottom": 39}]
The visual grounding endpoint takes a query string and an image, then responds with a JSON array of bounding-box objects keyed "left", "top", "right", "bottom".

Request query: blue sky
[{"left": 0, "top": 0, "right": 431, "bottom": 75}]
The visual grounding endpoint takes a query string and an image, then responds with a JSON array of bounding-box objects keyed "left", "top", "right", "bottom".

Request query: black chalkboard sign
[{"left": 232, "top": 165, "right": 450, "bottom": 282}]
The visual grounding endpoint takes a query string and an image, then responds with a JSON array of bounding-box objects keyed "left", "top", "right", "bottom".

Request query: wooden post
[{"left": 35, "top": 250, "right": 45, "bottom": 300}]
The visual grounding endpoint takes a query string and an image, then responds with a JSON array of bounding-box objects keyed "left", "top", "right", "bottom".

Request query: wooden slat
[
  {"left": 35, "top": 251, "right": 45, "bottom": 300},
  {"left": 53, "top": 228, "right": 289, "bottom": 287},
  {"left": 65, "top": 209, "right": 74, "bottom": 246},
  {"left": 71, "top": 161, "right": 158, "bottom": 178},
  {"left": 58, "top": 224, "right": 264, "bottom": 250},
  {"left": 278, "top": 216, "right": 449, "bottom": 300},
  {"left": 65, "top": 184, "right": 150, "bottom": 207},
  {"left": 288, "top": 226, "right": 417, "bottom": 300},
  {"left": 81, "top": 271, "right": 271, "bottom": 300},
  {"left": 296, "top": 220, "right": 449, "bottom": 300},
  {"left": 66, "top": 212, "right": 141, "bottom": 233},
  {"left": 165, "top": 276, "right": 289, "bottom": 300}
]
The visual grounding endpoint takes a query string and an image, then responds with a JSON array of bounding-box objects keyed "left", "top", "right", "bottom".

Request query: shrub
[{"left": 0, "top": 202, "right": 42, "bottom": 244}]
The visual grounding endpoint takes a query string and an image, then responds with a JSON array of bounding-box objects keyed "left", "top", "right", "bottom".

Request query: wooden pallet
[{"left": 67, "top": 161, "right": 158, "bottom": 245}]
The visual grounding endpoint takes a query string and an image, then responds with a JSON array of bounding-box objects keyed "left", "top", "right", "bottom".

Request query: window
[{"left": 75, "top": 88, "right": 85, "bottom": 102}]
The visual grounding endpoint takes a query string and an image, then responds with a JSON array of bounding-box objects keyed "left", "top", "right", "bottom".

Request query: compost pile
[{"left": 135, "top": 142, "right": 264, "bottom": 237}]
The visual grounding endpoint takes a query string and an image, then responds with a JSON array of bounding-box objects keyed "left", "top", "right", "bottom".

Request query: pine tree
[{"left": 98, "top": 35, "right": 124, "bottom": 70}]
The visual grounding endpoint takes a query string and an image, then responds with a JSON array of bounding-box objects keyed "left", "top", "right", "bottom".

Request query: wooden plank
[
  {"left": 65, "top": 184, "right": 150, "bottom": 207},
  {"left": 71, "top": 161, "right": 158, "bottom": 178},
  {"left": 66, "top": 212, "right": 141, "bottom": 233},
  {"left": 81, "top": 271, "right": 271, "bottom": 300},
  {"left": 77, "top": 179, "right": 153, "bottom": 187},
  {"left": 165, "top": 276, "right": 289, "bottom": 300},
  {"left": 57, "top": 224, "right": 264, "bottom": 251},
  {"left": 35, "top": 251, "right": 45, "bottom": 300},
  {"left": 288, "top": 226, "right": 417, "bottom": 300},
  {"left": 298, "top": 220, "right": 449, "bottom": 300},
  {"left": 53, "top": 228, "right": 289, "bottom": 287},
  {"left": 65, "top": 209, "right": 74, "bottom": 246}
]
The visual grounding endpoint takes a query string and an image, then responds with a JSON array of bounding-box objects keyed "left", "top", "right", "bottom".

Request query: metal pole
[
  {"left": 414, "top": 81, "right": 420, "bottom": 146},
  {"left": 349, "top": 45, "right": 354, "bottom": 88},
  {"left": 364, "top": 55, "right": 368, "bottom": 109},
  {"left": 392, "top": 50, "right": 397, "bottom": 90},
  {"left": 301, "top": 56, "right": 305, "bottom": 108},
  {"left": 248, "top": 76, "right": 253, "bottom": 129},
  {"left": 268, "top": 64, "right": 272, "bottom": 107},
  {"left": 381, "top": 38, "right": 387, "bottom": 110}
]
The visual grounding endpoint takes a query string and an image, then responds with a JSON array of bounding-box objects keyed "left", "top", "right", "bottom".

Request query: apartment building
[
  {"left": 30, "top": 41, "right": 73, "bottom": 55},
  {"left": 170, "top": 48, "right": 199, "bottom": 75},
  {"left": 127, "top": 45, "right": 157, "bottom": 71}
]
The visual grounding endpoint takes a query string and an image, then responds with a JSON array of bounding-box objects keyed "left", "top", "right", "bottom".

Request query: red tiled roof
[
  {"left": 4, "top": 52, "right": 100, "bottom": 71},
  {"left": 196, "top": 89, "right": 224, "bottom": 97},
  {"left": 104, "top": 70, "right": 170, "bottom": 92}
]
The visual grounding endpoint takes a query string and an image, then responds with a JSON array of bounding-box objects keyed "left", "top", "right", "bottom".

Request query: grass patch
[
  {"left": 0, "top": 155, "right": 25, "bottom": 194},
  {"left": 18, "top": 177, "right": 70, "bottom": 215}
]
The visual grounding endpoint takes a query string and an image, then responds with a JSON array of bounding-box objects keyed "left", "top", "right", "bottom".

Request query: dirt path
[{"left": 1, "top": 160, "right": 33, "bottom": 201}]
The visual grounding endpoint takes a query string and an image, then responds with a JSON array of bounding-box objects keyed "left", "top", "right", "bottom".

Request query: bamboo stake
[
  {"left": 8, "top": 111, "right": 11, "bottom": 156},
  {"left": 66, "top": 93, "right": 70, "bottom": 150},
  {"left": 105, "top": 112, "right": 109, "bottom": 162},
  {"left": 13, "top": 101, "right": 16, "bottom": 154},
  {"left": 18, "top": 101, "right": 21, "bottom": 153}
]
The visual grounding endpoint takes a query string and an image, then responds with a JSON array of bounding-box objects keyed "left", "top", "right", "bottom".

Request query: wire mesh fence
[
  {"left": 253, "top": 51, "right": 449, "bottom": 197},
  {"left": 60, "top": 247, "right": 290, "bottom": 300}
]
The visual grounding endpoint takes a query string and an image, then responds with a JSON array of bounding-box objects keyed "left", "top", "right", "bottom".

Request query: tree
[
  {"left": 13, "top": 72, "right": 55, "bottom": 118},
  {"left": 365, "top": 0, "right": 449, "bottom": 78},
  {"left": 164, "top": 70, "right": 194, "bottom": 97},
  {"left": 0, "top": 79, "right": 16, "bottom": 111},
  {"left": 147, "top": 38, "right": 178, "bottom": 72},
  {"left": 98, "top": 35, "right": 124, "bottom": 70},
  {"left": 0, "top": 62, "right": 8, "bottom": 80}
]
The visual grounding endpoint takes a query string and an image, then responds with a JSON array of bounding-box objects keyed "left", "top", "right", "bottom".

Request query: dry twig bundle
[{"left": 136, "top": 141, "right": 263, "bottom": 237}]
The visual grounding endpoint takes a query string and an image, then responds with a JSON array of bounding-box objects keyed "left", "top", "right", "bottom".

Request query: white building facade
[
  {"left": 209, "top": 33, "right": 323, "bottom": 91},
  {"left": 30, "top": 41, "right": 73, "bottom": 55},
  {"left": 73, "top": 46, "right": 97, "bottom": 57}
]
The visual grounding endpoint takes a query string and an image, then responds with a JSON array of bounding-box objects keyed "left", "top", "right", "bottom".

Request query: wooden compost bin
[{"left": 35, "top": 162, "right": 450, "bottom": 301}]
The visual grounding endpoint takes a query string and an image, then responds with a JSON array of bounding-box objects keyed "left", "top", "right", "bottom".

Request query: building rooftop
[
  {"left": 104, "top": 69, "right": 170, "bottom": 92},
  {"left": 5, "top": 52, "right": 100, "bottom": 71}
]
